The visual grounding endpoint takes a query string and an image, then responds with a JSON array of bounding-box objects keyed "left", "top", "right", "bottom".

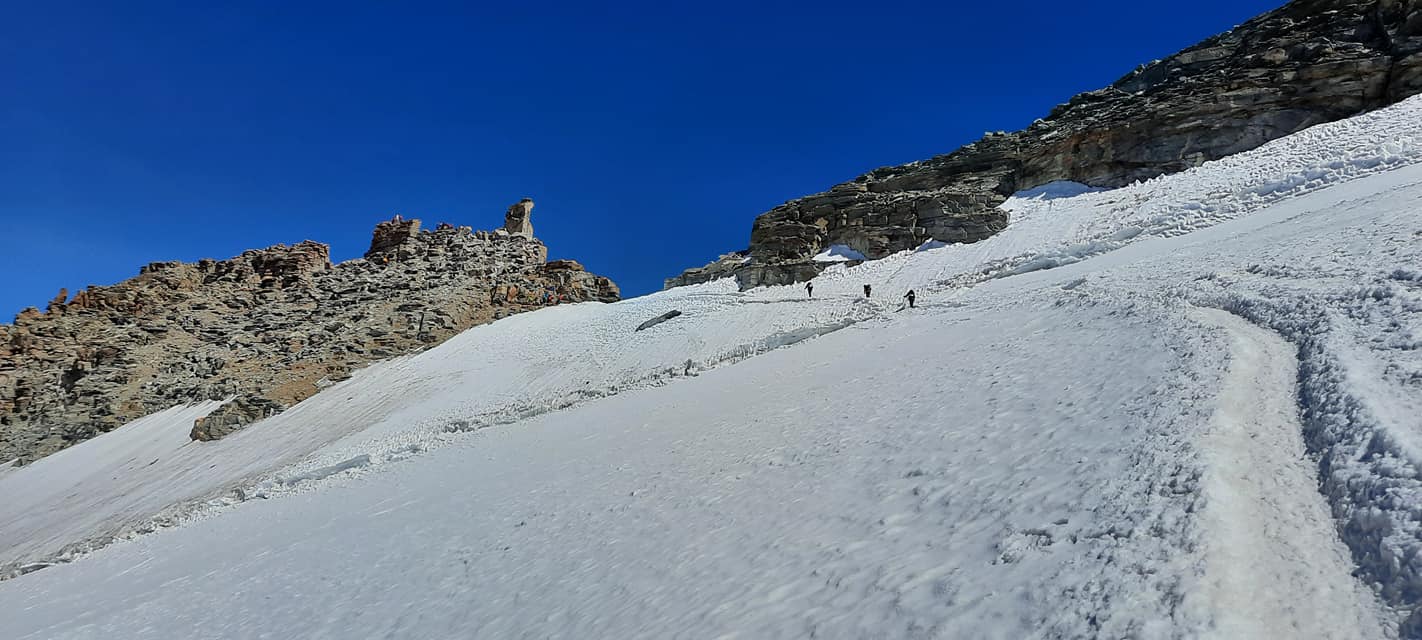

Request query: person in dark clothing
[
  {"left": 863, "top": 284, "right": 872, "bottom": 298},
  {"left": 805, "top": 282, "right": 814, "bottom": 298},
  {"left": 904, "top": 289, "right": 916, "bottom": 308}
]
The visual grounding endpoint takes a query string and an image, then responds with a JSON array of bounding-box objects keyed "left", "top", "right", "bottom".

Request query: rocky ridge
[
  {"left": 671, "top": 0, "right": 1422, "bottom": 289},
  {"left": 0, "top": 201, "right": 619, "bottom": 463}
]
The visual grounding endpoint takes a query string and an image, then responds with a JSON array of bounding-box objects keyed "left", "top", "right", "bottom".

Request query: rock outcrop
[
  {"left": 504, "top": 199, "right": 534, "bottom": 238},
  {"left": 0, "top": 202, "right": 619, "bottom": 464},
  {"left": 366, "top": 217, "right": 420, "bottom": 256},
  {"left": 189, "top": 395, "right": 284, "bottom": 442},
  {"left": 669, "top": 0, "right": 1422, "bottom": 289},
  {"left": 663, "top": 251, "right": 750, "bottom": 289}
]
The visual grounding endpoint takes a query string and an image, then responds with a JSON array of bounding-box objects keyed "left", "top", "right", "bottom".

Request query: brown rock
[
  {"left": 45, "top": 289, "right": 68, "bottom": 315},
  {"left": 366, "top": 217, "right": 421, "bottom": 257},
  {"left": 504, "top": 198, "right": 534, "bottom": 237},
  {"left": 2, "top": 204, "right": 620, "bottom": 460}
]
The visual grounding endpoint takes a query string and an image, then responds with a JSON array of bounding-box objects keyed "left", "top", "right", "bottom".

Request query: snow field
[
  {"left": 2, "top": 95, "right": 1422, "bottom": 637},
  {"left": 0, "top": 292, "right": 1233, "bottom": 639}
]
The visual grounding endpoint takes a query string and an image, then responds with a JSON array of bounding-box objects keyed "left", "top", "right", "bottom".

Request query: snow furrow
[
  {"left": 1207, "top": 290, "right": 1422, "bottom": 634},
  {"left": 1189, "top": 307, "right": 1383, "bottom": 639}
]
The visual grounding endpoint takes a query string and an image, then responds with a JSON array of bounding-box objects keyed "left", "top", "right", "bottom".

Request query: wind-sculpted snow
[
  {"left": 1174, "top": 189, "right": 1422, "bottom": 632},
  {"left": 1018, "top": 160, "right": 1422, "bottom": 634},
  {"left": 981, "top": 95, "right": 1422, "bottom": 281}
]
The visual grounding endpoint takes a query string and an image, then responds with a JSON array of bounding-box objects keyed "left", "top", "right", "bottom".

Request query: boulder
[
  {"left": 190, "top": 395, "right": 285, "bottom": 442},
  {"left": 636, "top": 310, "right": 682, "bottom": 332}
]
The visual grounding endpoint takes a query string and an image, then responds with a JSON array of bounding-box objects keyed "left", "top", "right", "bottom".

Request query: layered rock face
[
  {"left": 0, "top": 205, "right": 619, "bottom": 464},
  {"left": 672, "top": 0, "right": 1422, "bottom": 289}
]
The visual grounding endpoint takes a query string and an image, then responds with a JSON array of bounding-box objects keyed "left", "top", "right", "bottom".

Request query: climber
[
  {"left": 863, "top": 284, "right": 872, "bottom": 298},
  {"left": 805, "top": 281, "right": 813, "bottom": 298},
  {"left": 904, "top": 289, "right": 916, "bottom": 308},
  {"left": 436, "top": 221, "right": 453, "bottom": 231}
]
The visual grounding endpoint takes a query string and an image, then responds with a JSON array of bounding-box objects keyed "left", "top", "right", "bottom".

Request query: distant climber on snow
[
  {"left": 904, "top": 289, "right": 916, "bottom": 308},
  {"left": 863, "top": 284, "right": 872, "bottom": 298},
  {"left": 805, "top": 282, "right": 813, "bottom": 298}
]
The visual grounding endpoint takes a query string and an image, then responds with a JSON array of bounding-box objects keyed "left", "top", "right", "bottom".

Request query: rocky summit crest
[
  {"left": 0, "top": 201, "right": 618, "bottom": 464},
  {"left": 669, "top": 0, "right": 1422, "bottom": 289}
]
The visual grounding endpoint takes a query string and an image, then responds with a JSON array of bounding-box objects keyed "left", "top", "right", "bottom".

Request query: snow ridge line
[
  {"left": 923, "top": 99, "right": 1422, "bottom": 296},
  {"left": 1202, "top": 291, "right": 1422, "bottom": 634},
  {"left": 0, "top": 313, "right": 881, "bottom": 581}
]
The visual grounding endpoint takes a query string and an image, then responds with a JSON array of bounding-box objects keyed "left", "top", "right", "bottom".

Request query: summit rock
[{"left": 0, "top": 200, "right": 618, "bottom": 464}]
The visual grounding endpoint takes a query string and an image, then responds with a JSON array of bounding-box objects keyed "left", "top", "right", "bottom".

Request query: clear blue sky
[{"left": 1, "top": 0, "right": 1282, "bottom": 318}]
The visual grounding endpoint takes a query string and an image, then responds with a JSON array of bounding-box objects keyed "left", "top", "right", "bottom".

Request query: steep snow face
[{"left": 2, "top": 97, "right": 1422, "bottom": 637}]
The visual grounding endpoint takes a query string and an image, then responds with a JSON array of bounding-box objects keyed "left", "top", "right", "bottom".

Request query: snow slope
[
  {"left": 2, "top": 96, "right": 1422, "bottom": 638},
  {"left": 0, "top": 279, "right": 882, "bottom": 575}
]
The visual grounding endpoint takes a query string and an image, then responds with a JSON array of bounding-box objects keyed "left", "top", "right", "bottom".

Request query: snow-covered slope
[{"left": 2, "top": 96, "right": 1422, "bottom": 638}]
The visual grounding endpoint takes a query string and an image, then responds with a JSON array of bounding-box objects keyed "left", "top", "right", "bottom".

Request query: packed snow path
[
  {"left": 3, "top": 97, "right": 1422, "bottom": 637},
  {"left": 1191, "top": 308, "right": 1379, "bottom": 639}
]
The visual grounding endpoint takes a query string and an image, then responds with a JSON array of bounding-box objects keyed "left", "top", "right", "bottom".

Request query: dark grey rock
[{"left": 635, "top": 311, "right": 683, "bottom": 332}]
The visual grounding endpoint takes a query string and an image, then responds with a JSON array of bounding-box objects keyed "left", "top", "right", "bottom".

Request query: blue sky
[{"left": 0, "top": 0, "right": 1282, "bottom": 318}]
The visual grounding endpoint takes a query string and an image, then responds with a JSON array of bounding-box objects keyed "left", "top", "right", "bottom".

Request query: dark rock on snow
[{"left": 636, "top": 311, "right": 684, "bottom": 332}]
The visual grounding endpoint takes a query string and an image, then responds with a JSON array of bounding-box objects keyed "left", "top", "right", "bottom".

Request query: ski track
[
  {"left": 2, "top": 97, "right": 1422, "bottom": 637},
  {"left": 1189, "top": 307, "right": 1383, "bottom": 639}
]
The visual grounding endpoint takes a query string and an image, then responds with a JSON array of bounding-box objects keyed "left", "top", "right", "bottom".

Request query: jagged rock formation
[
  {"left": 504, "top": 199, "right": 535, "bottom": 238},
  {"left": 367, "top": 217, "right": 420, "bottom": 256},
  {"left": 0, "top": 203, "right": 619, "bottom": 464},
  {"left": 670, "top": 0, "right": 1422, "bottom": 289}
]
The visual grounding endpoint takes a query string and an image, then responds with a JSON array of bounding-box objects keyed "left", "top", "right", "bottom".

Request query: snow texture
[
  {"left": 3, "top": 96, "right": 1422, "bottom": 638},
  {"left": 813, "top": 243, "right": 868, "bottom": 262}
]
